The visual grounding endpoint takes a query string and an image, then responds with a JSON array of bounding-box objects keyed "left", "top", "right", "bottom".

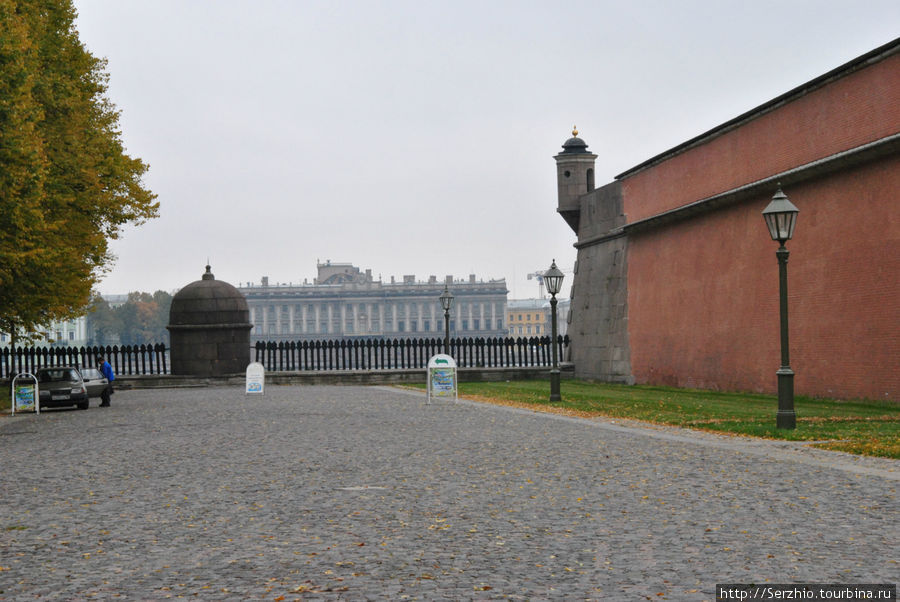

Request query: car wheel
[{"left": 78, "top": 400, "right": 89, "bottom": 410}]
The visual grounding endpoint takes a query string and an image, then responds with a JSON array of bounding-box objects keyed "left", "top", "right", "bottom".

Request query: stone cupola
[{"left": 167, "top": 265, "right": 252, "bottom": 376}]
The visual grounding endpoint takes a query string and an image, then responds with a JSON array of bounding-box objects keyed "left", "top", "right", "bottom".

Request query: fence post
[{"left": 388, "top": 339, "right": 397, "bottom": 369}]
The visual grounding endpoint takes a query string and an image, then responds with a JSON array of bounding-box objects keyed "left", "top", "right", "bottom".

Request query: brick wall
[
  {"left": 622, "top": 52, "right": 900, "bottom": 223},
  {"left": 626, "top": 155, "right": 899, "bottom": 400}
]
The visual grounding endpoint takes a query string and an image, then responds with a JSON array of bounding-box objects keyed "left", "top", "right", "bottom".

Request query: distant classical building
[
  {"left": 557, "top": 39, "right": 899, "bottom": 400},
  {"left": 241, "top": 261, "right": 508, "bottom": 343},
  {"left": 507, "top": 298, "right": 569, "bottom": 338},
  {"left": 0, "top": 317, "right": 89, "bottom": 348}
]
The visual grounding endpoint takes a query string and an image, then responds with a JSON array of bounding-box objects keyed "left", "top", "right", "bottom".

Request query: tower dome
[
  {"left": 560, "top": 126, "right": 591, "bottom": 154},
  {"left": 167, "top": 265, "right": 252, "bottom": 376}
]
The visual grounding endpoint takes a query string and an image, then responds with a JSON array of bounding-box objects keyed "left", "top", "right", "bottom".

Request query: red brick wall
[
  {"left": 622, "top": 53, "right": 900, "bottom": 223},
  {"left": 626, "top": 156, "right": 899, "bottom": 400}
]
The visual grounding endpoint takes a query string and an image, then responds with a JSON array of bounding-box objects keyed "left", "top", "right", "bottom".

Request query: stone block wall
[{"left": 567, "top": 181, "right": 633, "bottom": 383}]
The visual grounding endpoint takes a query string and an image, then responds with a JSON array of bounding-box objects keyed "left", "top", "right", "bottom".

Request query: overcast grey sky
[{"left": 72, "top": 0, "right": 898, "bottom": 299}]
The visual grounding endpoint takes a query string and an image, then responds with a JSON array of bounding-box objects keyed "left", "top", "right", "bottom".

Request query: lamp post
[
  {"left": 544, "top": 260, "right": 565, "bottom": 402},
  {"left": 762, "top": 187, "right": 799, "bottom": 430},
  {"left": 439, "top": 285, "right": 454, "bottom": 355}
]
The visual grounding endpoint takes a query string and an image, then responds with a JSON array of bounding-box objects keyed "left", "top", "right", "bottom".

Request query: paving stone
[{"left": 0, "top": 385, "right": 896, "bottom": 600}]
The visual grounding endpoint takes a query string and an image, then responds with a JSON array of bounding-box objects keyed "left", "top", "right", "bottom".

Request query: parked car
[
  {"left": 79, "top": 367, "right": 109, "bottom": 399},
  {"left": 36, "top": 367, "right": 89, "bottom": 410}
]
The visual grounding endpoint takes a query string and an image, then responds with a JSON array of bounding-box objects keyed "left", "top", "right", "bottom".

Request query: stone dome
[
  {"left": 167, "top": 265, "right": 252, "bottom": 376},
  {"left": 169, "top": 265, "right": 250, "bottom": 326},
  {"left": 559, "top": 126, "right": 591, "bottom": 155}
]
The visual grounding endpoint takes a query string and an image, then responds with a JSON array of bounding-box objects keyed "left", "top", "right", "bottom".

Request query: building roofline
[
  {"left": 619, "top": 133, "right": 900, "bottom": 236},
  {"left": 615, "top": 37, "right": 900, "bottom": 180}
]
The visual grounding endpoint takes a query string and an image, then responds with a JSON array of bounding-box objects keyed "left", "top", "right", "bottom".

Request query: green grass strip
[{"left": 445, "top": 380, "right": 899, "bottom": 459}]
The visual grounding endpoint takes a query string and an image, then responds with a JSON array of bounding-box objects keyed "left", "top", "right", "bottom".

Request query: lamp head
[
  {"left": 544, "top": 260, "right": 565, "bottom": 296},
  {"left": 439, "top": 285, "right": 454, "bottom": 311},
  {"left": 762, "top": 187, "right": 799, "bottom": 243}
]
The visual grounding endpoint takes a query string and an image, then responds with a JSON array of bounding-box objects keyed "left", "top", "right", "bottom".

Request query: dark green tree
[{"left": 85, "top": 293, "right": 120, "bottom": 346}]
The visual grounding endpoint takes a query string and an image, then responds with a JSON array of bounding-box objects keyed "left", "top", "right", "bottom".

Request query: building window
[
  {"left": 473, "top": 319, "right": 480, "bottom": 330},
  {"left": 424, "top": 320, "right": 431, "bottom": 332}
]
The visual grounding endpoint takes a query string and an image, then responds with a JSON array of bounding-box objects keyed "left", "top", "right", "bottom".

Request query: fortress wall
[
  {"left": 625, "top": 155, "right": 899, "bottom": 400},
  {"left": 621, "top": 52, "right": 900, "bottom": 224}
]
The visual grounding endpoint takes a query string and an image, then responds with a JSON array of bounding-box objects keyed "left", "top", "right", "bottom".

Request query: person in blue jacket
[{"left": 98, "top": 355, "right": 115, "bottom": 407}]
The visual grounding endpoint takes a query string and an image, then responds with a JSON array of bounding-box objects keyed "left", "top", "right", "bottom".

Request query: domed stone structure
[
  {"left": 559, "top": 127, "right": 591, "bottom": 155},
  {"left": 167, "top": 265, "right": 252, "bottom": 376}
]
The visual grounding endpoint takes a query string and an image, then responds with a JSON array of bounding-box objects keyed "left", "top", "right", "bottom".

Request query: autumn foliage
[{"left": 0, "top": 0, "right": 158, "bottom": 342}]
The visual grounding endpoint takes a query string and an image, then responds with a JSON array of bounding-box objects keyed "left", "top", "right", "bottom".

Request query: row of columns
[{"left": 249, "top": 300, "right": 502, "bottom": 337}]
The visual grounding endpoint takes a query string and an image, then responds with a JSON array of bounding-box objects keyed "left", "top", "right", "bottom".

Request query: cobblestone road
[{"left": 1, "top": 386, "right": 896, "bottom": 600}]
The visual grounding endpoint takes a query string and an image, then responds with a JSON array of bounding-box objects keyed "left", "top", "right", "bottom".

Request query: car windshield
[{"left": 39, "top": 369, "right": 79, "bottom": 382}]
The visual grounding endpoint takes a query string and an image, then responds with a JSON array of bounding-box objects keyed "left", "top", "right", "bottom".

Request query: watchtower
[{"left": 554, "top": 127, "right": 597, "bottom": 233}]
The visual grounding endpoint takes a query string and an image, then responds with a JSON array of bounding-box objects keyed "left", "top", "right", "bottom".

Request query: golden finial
[{"left": 572, "top": 125, "right": 578, "bottom": 137}]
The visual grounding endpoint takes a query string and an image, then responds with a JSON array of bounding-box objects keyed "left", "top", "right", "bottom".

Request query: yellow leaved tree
[{"left": 0, "top": 0, "right": 158, "bottom": 344}]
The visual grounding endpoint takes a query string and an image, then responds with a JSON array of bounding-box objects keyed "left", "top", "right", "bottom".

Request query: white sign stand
[
  {"left": 245, "top": 362, "right": 265, "bottom": 395},
  {"left": 11, "top": 372, "right": 39, "bottom": 415},
  {"left": 426, "top": 354, "right": 457, "bottom": 404}
]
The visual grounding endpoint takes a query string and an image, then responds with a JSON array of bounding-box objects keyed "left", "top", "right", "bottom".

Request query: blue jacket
[{"left": 100, "top": 360, "right": 115, "bottom": 382}]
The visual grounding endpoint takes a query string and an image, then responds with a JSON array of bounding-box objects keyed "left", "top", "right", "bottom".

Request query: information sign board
[
  {"left": 12, "top": 373, "right": 39, "bottom": 415},
  {"left": 427, "top": 354, "right": 457, "bottom": 404},
  {"left": 245, "top": 362, "right": 265, "bottom": 395}
]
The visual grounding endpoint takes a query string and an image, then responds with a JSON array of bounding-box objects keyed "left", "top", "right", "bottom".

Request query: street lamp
[
  {"left": 762, "top": 186, "right": 799, "bottom": 430},
  {"left": 439, "top": 285, "right": 454, "bottom": 355},
  {"left": 544, "top": 259, "right": 565, "bottom": 402}
]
